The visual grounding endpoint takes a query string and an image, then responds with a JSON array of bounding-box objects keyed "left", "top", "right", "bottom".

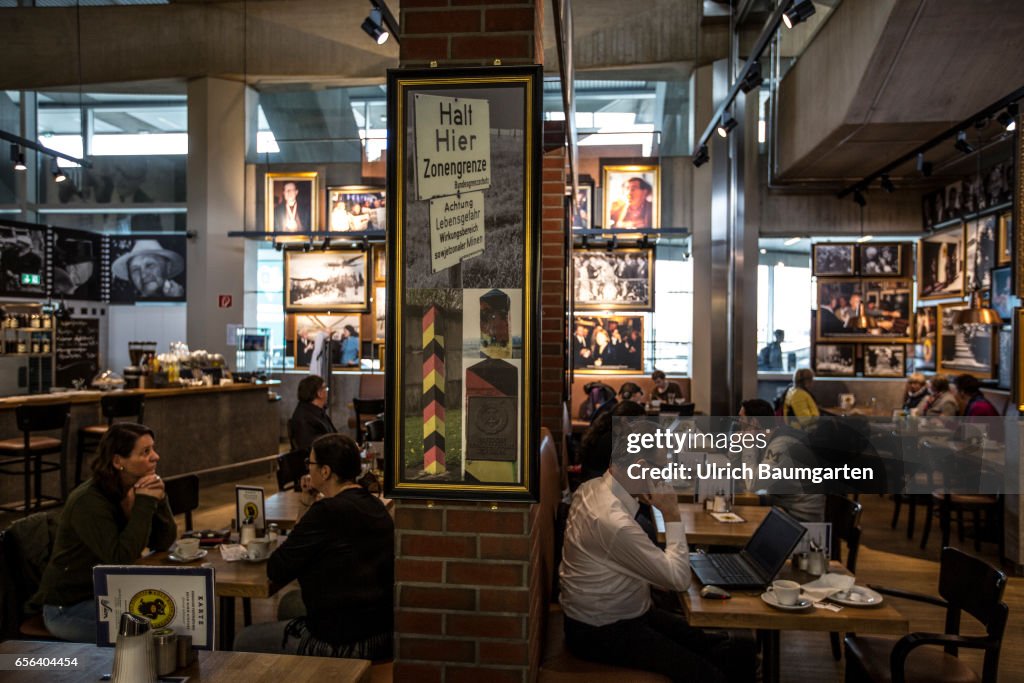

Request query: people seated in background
[
  {"left": 578, "top": 401, "right": 646, "bottom": 483},
  {"left": 34, "top": 423, "right": 177, "bottom": 642},
  {"left": 560, "top": 430, "right": 756, "bottom": 682},
  {"left": 953, "top": 374, "right": 1000, "bottom": 416},
  {"left": 902, "top": 373, "right": 928, "bottom": 413},
  {"left": 235, "top": 433, "right": 394, "bottom": 659},
  {"left": 290, "top": 375, "right": 336, "bottom": 454},
  {"left": 580, "top": 381, "right": 617, "bottom": 423},
  {"left": 783, "top": 368, "right": 820, "bottom": 424},
  {"left": 913, "top": 374, "right": 958, "bottom": 417},
  {"left": 650, "top": 370, "right": 683, "bottom": 402},
  {"left": 618, "top": 382, "right": 644, "bottom": 403}
]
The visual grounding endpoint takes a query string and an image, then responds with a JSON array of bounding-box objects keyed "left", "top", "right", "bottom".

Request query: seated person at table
[
  {"left": 783, "top": 368, "right": 820, "bottom": 425},
  {"left": 756, "top": 414, "right": 825, "bottom": 523},
  {"left": 953, "top": 374, "right": 1000, "bottom": 416},
  {"left": 234, "top": 433, "right": 394, "bottom": 659},
  {"left": 34, "top": 423, "right": 176, "bottom": 642},
  {"left": 559, "top": 443, "right": 755, "bottom": 682},
  {"left": 902, "top": 373, "right": 928, "bottom": 413},
  {"left": 618, "top": 381, "right": 644, "bottom": 403},
  {"left": 913, "top": 374, "right": 958, "bottom": 417},
  {"left": 289, "top": 375, "right": 336, "bottom": 454},
  {"left": 650, "top": 370, "right": 683, "bottom": 402},
  {"left": 578, "top": 400, "right": 646, "bottom": 483}
]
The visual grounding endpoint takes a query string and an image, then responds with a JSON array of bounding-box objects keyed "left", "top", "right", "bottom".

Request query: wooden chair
[
  {"left": 75, "top": 393, "right": 145, "bottom": 486},
  {"left": 921, "top": 493, "right": 1003, "bottom": 555},
  {"left": 825, "top": 495, "right": 862, "bottom": 660},
  {"left": 0, "top": 403, "right": 71, "bottom": 514},
  {"left": 164, "top": 474, "right": 199, "bottom": 532},
  {"left": 845, "top": 547, "right": 1008, "bottom": 683},
  {"left": 351, "top": 398, "right": 385, "bottom": 443}
]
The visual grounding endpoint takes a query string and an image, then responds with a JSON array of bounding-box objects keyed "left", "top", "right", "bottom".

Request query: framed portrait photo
[
  {"left": 812, "top": 243, "right": 855, "bottom": 277},
  {"left": 601, "top": 161, "right": 659, "bottom": 230},
  {"left": 918, "top": 226, "right": 965, "bottom": 300},
  {"left": 266, "top": 172, "right": 319, "bottom": 235},
  {"left": 327, "top": 185, "right": 386, "bottom": 232},
  {"left": 914, "top": 306, "right": 937, "bottom": 371},
  {"left": 108, "top": 235, "right": 187, "bottom": 305},
  {"left": 292, "top": 313, "right": 361, "bottom": 371},
  {"left": 965, "top": 216, "right": 996, "bottom": 292},
  {"left": 813, "top": 344, "right": 855, "bottom": 377},
  {"left": 997, "top": 212, "right": 1012, "bottom": 266},
  {"left": 991, "top": 266, "right": 1013, "bottom": 321},
  {"left": 570, "top": 176, "right": 594, "bottom": 231},
  {"left": 573, "top": 248, "right": 654, "bottom": 311},
  {"left": 937, "top": 302, "right": 994, "bottom": 378},
  {"left": 283, "top": 249, "right": 369, "bottom": 313},
  {"left": 50, "top": 227, "right": 102, "bottom": 301},
  {"left": 859, "top": 243, "right": 902, "bottom": 276},
  {"left": 572, "top": 314, "right": 644, "bottom": 373},
  {"left": 863, "top": 344, "right": 907, "bottom": 378}
]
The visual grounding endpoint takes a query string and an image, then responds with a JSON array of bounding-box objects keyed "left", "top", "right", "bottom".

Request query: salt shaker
[
  {"left": 267, "top": 523, "right": 280, "bottom": 542},
  {"left": 239, "top": 516, "right": 256, "bottom": 546},
  {"left": 111, "top": 612, "right": 156, "bottom": 683}
]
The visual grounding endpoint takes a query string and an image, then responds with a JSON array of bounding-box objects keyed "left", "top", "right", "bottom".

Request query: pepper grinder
[{"left": 111, "top": 612, "right": 156, "bottom": 683}]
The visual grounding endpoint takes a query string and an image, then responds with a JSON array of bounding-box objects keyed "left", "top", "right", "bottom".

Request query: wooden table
[
  {"left": 681, "top": 564, "right": 908, "bottom": 683},
  {"left": 264, "top": 491, "right": 393, "bottom": 528},
  {"left": 136, "top": 549, "right": 285, "bottom": 651},
  {"left": 0, "top": 639, "right": 370, "bottom": 682},
  {"left": 676, "top": 504, "right": 770, "bottom": 546}
]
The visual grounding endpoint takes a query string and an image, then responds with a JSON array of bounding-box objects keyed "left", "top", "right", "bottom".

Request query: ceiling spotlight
[
  {"left": 783, "top": 0, "right": 816, "bottom": 29},
  {"left": 716, "top": 112, "right": 738, "bottom": 138},
  {"left": 954, "top": 130, "right": 974, "bottom": 155},
  {"left": 362, "top": 8, "right": 389, "bottom": 45},
  {"left": 51, "top": 159, "right": 66, "bottom": 183},
  {"left": 916, "top": 153, "right": 933, "bottom": 177},
  {"left": 853, "top": 189, "right": 866, "bottom": 207},
  {"left": 739, "top": 62, "right": 763, "bottom": 94},
  {"left": 692, "top": 144, "right": 710, "bottom": 167},
  {"left": 10, "top": 144, "right": 26, "bottom": 171},
  {"left": 997, "top": 105, "right": 1017, "bottom": 132},
  {"left": 879, "top": 175, "right": 895, "bottom": 193}
]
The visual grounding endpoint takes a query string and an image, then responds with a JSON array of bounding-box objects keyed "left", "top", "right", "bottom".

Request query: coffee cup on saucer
[
  {"left": 770, "top": 579, "right": 801, "bottom": 606},
  {"left": 175, "top": 537, "right": 200, "bottom": 559},
  {"left": 246, "top": 538, "right": 272, "bottom": 560}
]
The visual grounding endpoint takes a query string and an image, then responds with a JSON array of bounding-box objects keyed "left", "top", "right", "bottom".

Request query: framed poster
[
  {"left": 918, "top": 226, "right": 964, "bottom": 300},
  {"left": 573, "top": 248, "right": 653, "bottom": 311},
  {"left": 284, "top": 249, "right": 369, "bottom": 313},
  {"left": 293, "top": 313, "right": 360, "bottom": 370},
  {"left": 50, "top": 227, "right": 102, "bottom": 301},
  {"left": 374, "top": 245, "right": 386, "bottom": 281},
  {"left": 863, "top": 344, "right": 906, "bottom": 377},
  {"left": 937, "top": 302, "right": 994, "bottom": 378},
  {"left": 108, "top": 235, "right": 187, "bottom": 304},
  {"left": 997, "top": 212, "right": 1012, "bottom": 266},
  {"left": 991, "top": 266, "right": 1013, "bottom": 321},
  {"left": 859, "top": 243, "right": 902, "bottom": 276},
  {"left": 816, "top": 279, "right": 912, "bottom": 342},
  {"left": 812, "top": 243, "right": 855, "bottom": 277},
  {"left": 965, "top": 216, "right": 996, "bottom": 292},
  {"left": 601, "top": 160, "right": 659, "bottom": 230},
  {"left": 374, "top": 285, "right": 386, "bottom": 341},
  {"left": 265, "top": 172, "right": 319, "bottom": 234},
  {"left": 328, "top": 185, "right": 386, "bottom": 232},
  {"left": 914, "top": 306, "right": 937, "bottom": 372},
  {"left": 385, "top": 65, "right": 541, "bottom": 501},
  {"left": 572, "top": 314, "right": 644, "bottom": 373},
  {"left": 0, "top": 225, "right": 46, "bottom": 298},
  {"left": 813, "top": 344, "right": 855, "bottom": 377},
  {"left": 570, "top": 175, "right": 594, "bottom": 230}
]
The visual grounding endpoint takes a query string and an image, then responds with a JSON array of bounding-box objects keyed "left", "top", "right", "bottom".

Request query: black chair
[
  {"left": 0, "top": 403, "right": 71, "bottom": 514},
  {"left": 164, "top": 474, "right": 199, "bottom": 532},
  {"left": 0, "top": 511, "right": 60, "bottom": 639},
  {"left": 364, "top": 418, "right": 385, "bottom": 443},
  {"left": 845, "top": 547, "right": 1008, "bottom": 683},
  {"left": 825, "top": 495, "right": 863, "bottom": 660},
  {"left": 75, "top": 394, "right": 145, "bottom": 486},
  {"left": 275, "top": 450, "right": 306, "bottom": 491},
  {"left": 352, "top": 398, "right": 385, "bottom": 443}
]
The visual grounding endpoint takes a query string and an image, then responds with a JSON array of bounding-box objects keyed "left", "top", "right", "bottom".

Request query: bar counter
[{"left": 0, "top": 382, "right": 281, "bottom": 509}]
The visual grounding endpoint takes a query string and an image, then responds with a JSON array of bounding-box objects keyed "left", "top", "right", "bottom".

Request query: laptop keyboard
[{"left": 708, "top": 554, "right": 752, "bottom": 581}]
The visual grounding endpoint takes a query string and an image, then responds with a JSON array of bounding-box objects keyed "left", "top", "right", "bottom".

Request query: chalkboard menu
[{"left": 55, "top": 318, "right": 100, "bottom": 388}]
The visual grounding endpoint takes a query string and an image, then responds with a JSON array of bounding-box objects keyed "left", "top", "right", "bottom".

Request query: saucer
[
  {"left": 167, "top": 549, "right": 208, "bottom": 563},
  {"left": 760, "top": 591, "right": 812, "bottom": 611},
  {"left": 242, "top": 555, "right": 270, "bottom": 563},
  {"left": 828, "top": 585, "right": 883, "bottom": 607}
]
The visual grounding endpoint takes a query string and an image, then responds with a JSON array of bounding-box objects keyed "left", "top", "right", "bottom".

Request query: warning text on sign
[{"left": 430, "top": 192, "right": 486, "bottom": 273}]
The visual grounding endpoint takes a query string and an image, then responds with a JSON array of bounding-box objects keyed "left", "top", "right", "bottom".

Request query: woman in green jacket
[{"left": 34, "top": 422, "right": 177, "bottom": 642}]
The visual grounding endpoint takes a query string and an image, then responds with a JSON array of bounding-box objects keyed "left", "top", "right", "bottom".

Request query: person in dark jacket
[
  {"left": 234, "top": 434, "right": 394, "bottom": 659},
  {"left": 290, "top": 375, "right": 336, "bottom": 453},
  {"left": 34, "top": 423, "right": 177, "bottom": 642}
]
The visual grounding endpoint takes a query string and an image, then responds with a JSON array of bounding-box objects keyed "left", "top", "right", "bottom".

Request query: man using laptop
[{"left": 559, "top": 451, "right": 755, "bottom": 682}]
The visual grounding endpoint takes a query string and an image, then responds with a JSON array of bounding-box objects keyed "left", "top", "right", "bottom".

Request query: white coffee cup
[
  {"left": 246, "top": 538, "right": 272, "bottom": 560},
  {"left": 770, "top": 579, "right": 801, "bottom": 606},
  {"left": 176, "top": 537, "right": 200, "bottom": 558}
]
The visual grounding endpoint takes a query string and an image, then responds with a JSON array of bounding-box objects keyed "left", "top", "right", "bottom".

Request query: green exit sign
[{"left": 20, "top": 273, "right": 40, "bottom": 286}]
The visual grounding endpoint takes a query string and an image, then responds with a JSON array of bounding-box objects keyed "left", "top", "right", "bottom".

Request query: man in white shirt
[{"left": 559, "top": 461, "right": 755, "bottom": 682}]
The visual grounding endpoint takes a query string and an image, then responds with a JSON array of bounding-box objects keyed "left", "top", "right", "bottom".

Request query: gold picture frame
[
  {"left": 917, "top": 225, "right": 965, "bottom": 300},
  {"left": 937, "top": 302, "right": 995, "bottom": 379},
  {"left": 327, "top": 185, "right": 386, "bottom": 232},
  {"left": 601, "top": 161, "right": 659, "bottom": 230},
  {"left": 265, "top": 172, "right": 319, "bottom": 236}
]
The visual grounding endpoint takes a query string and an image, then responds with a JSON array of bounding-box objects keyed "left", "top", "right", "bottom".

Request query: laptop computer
[{"left": 689, "top": 507, "right": 807, "bottom": 589}]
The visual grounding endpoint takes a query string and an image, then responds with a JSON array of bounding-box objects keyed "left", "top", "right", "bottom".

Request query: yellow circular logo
[
  {"left": 128, "top": 589, "right": 175, "bottom": 629},
  {"left": 243, "top": 502, "right": 259, "bottom": 521}
]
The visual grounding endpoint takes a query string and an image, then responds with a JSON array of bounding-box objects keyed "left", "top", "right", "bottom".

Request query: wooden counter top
[{"left": 0, "top": 381, "right": 280, "bottom": 410}]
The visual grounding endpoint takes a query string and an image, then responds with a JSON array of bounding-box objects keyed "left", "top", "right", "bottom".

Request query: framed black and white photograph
[
  {"left": 813, "top": 344, "right": 855, "bottom": 377},
  {"left": 328, "top": 185, "right": 386, "bottom": 232},
  {"left": 374, "top": 285, "right": 386, "bottom": 341},
  {"left": 997, "top": 212, "right": 1012, "bottom": 266},
  {"left": 570, "top": 176, "right": 594, "bottom": 231},
  {"left": 816, "top": 279, "right": 912, "bottom": 341},
  {"left": 292, "top": 313, "right": 360, "bottom": 371},
  {"left": 573, "top": 249, "right": 653, "bottom": 311},
  {"left": 914, "top": 306, "right": 937, "bottom": 371},
  {"left": 859, "top": 243, "right": 902, "bottom": 276},
  {"left": 998, "top": 325, "right": 1012, "bottom": 390},
  {"left": 918, "top": 226, "right": 964, "bottom": 300},
  {"left": 572, "top": 314, "right": 644, "bottom": 373},
  {"left": 965, "top": 216, "right": 996, "bottom": 292},
  {"left": 812, "top": 243, "right": 855, "bottom": 277},
  {"left": 284, "top": 249, "right": 369, "bottom": 313},
  {"left": 863, "top": 344, "right": 906, "bottom": 378},
  {"left": 942, "top": 181, "right": 963, "bottom": 221},
  {"left": 108, "top": 235, "right": 187, "bottom": 304},
  {"left": 816, "top": 280, "right": 860, "bottom": 339},
  {"left": 937, "top": 302, "right": 994, "bottom": 378},
  {"left": 862, "top": 279, "right": 913, "bottom": 339},
  {"left": 266, "top": 172, "right": 319, "bottom": 234},
  {"left": 990, "top": 266, "right": 1013, "bottom": 321},
  {"left": 50, "top": 228, "right": 102, "bottom": 301},
  {"left": 0, "top": 225, "right": 46, "bottom": 298}
]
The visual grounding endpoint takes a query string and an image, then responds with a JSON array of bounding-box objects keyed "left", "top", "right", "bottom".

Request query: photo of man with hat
[{"left": 109, "top": 237, "right": 187, "bottom": 303}]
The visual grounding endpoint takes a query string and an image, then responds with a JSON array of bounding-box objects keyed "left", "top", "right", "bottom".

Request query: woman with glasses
[
  {"left": 289, "top": 375, "right": 336, "bottom": 455},
  {"left": 234, "top": 433, "right": 394, "bottom": 659}
]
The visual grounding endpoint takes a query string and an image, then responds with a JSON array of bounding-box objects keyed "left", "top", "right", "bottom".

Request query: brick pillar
[{"left": 393, "top": 3, "right": 566, "bottom": 682}]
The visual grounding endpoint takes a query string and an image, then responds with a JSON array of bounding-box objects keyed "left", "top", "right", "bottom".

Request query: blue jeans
[{"left": 43, "top": 602, "right": 97, "bottom": 643}]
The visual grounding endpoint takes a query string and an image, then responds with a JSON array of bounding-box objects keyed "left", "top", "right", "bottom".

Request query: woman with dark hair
[
  {"left": 339, "top": 324, "right": 360, "bottom": 367},
  {"left": 33, "top": 423, "right": 176, "bottom": 642},
  {"left": 234, "top": 433, "right": 394, "bottom": 659}
]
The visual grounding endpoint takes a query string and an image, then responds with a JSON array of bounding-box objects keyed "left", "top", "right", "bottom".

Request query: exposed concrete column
[{"left": 186, "top": 77, "right": 248, "bottom": 360}]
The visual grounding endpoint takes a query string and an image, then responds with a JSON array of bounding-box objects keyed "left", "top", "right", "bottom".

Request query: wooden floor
[{"left": 6, "top": 477, "right": 1023, "bottom": 681}]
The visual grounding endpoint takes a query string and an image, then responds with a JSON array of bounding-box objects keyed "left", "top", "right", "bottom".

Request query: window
[{"left": 757, "top": 245, "right": 812, "bottom": 373}]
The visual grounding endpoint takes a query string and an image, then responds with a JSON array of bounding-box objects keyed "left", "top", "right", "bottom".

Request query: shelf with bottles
[{"left": 1, "top": 334, "right": 53, "bottom": 355}]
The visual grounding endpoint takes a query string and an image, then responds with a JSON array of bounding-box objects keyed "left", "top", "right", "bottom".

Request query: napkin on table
[
  {"left": 219, "top": 544, "right": 250, "bottom": 562},
  {"left": 799, "top": 573, "right": 855, "bottom": 603}
]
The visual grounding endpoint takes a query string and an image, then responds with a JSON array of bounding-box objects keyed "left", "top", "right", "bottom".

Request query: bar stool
[
  {"left": 0, "top": 402, "right": 71, "bottom": 515},
  {"left": 75, "top": 394, "right": 145, "bottom": 486}
]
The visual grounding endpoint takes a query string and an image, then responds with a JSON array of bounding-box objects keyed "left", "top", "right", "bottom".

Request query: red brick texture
[{"left": 399, "top": 1, "right": 543, "bottom": 68}]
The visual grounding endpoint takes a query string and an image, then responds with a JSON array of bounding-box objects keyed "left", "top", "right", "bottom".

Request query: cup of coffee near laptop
[{"left": 769, "top": 580, "right": 801, "bottom": 606}]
